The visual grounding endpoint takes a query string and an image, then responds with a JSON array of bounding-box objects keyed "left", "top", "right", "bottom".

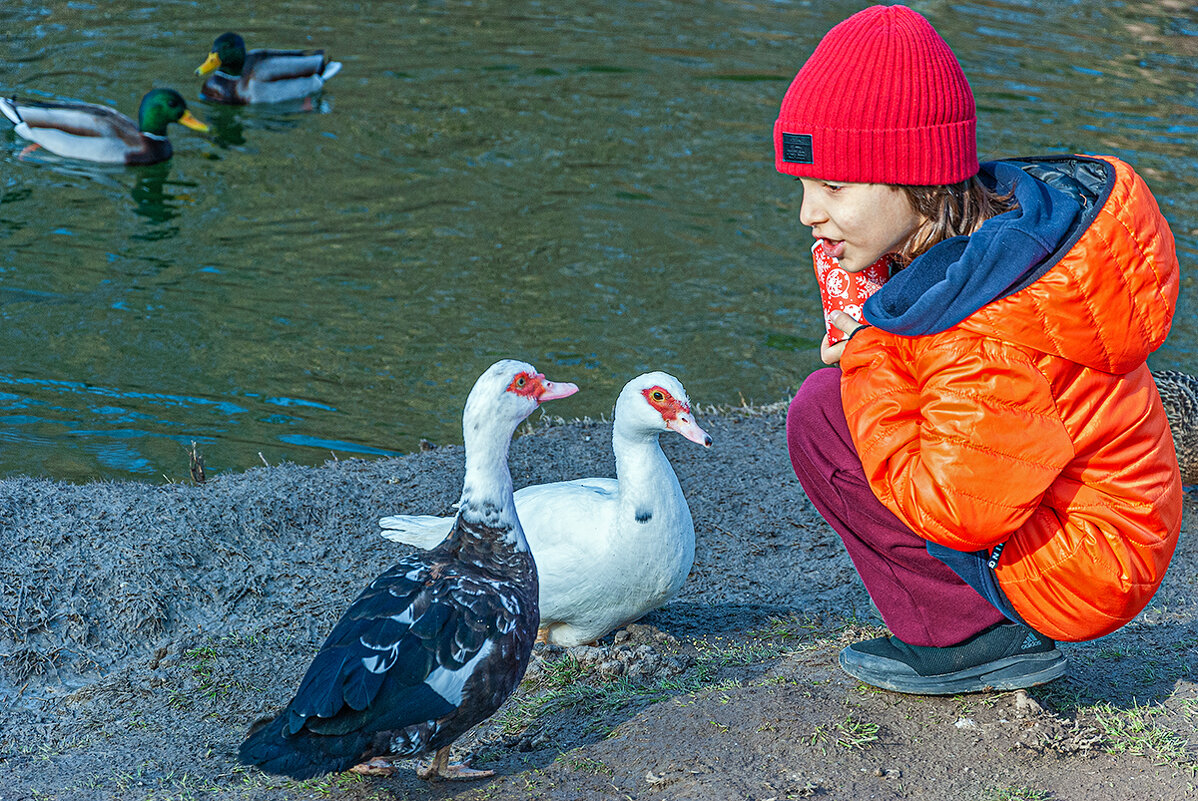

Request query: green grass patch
[
  {"left": 557, "top": 751, "right": 614, "bottom": 775},
  {"left": 981, "top": 787, "right": 1053, "bottom": 801},
  {"left": 1086, "top": 700, "right": 1193, "bottom": 764},
  {"left": 808, "top": 715, "right": 879, "bottom": 752}
]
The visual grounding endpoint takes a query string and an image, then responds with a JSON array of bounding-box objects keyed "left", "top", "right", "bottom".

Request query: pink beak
[
  {"left": 539, "top": 380, "right": 580, "bottom": 403},
  {"left": 667, "top": 413, "right": 713, "bottom": 448}
]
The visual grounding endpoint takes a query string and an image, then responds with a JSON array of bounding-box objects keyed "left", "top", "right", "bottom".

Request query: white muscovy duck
[
  {"left": 380, "top": 371, "right": 712, "bottom": 647},
  {"left": 237, "top": 359, "right": 578, "bottom": 780}
]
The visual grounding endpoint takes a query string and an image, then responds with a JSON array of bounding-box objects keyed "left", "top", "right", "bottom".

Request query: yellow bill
[
  {"left": 195, "top": 52, "right": 222, "bottom": 76},
  {"left": 179, "top": 110, "right": 210, "bottom": 132}
]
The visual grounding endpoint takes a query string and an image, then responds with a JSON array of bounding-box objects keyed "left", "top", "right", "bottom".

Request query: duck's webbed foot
[
  {"left": 416, "top": 746, "right": 494, "bottom": 781},
  {"left": 348, "top": 757, "right": 399, "bottom": 776}
]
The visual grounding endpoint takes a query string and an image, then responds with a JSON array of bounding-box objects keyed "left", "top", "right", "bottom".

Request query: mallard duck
[
  {"left": 381, "top": 372, "right": 713, "bottom": 646},
  {"left": 0, "top": 88, "right": 208, "bottom": 165},
  {"left": 238, "top": 360, "right": 579, "bottom": 780},
  {"left": 196, "top": 32, "right": 343, "bottom": 105},
  {"left": 1153, "top": 369, "right": 1198, "bottom": 485}
]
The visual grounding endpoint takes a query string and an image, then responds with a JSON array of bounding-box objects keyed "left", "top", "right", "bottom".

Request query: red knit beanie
[{"left": 773, "top": 5, "right": 977, "bottom": 185}]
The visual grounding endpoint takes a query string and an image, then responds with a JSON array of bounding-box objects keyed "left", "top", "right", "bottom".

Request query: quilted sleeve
[{"left": 839, "top": 330, "right": 1075, "bottom": 551}]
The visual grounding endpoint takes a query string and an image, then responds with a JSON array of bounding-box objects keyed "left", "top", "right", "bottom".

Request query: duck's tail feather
[
  {"left": 237, "top": 709, "right": 371, "bottom": 780},
  {"left": 378, "top": 514, "right": 453, "bottom": 549},
  {"left": 321, "top": 61, "right": 343, "bottom": 83},
  {"left": 0, "top": 97, "right": 22, "bottom": 126}
]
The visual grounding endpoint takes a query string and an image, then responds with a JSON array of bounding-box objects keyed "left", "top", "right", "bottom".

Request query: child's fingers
[
  {"left": 831, "top": 311, "right": 866, "bottom": 337},
  {"left": 820, "top": 332, "right": 847, "bottom": 365}
]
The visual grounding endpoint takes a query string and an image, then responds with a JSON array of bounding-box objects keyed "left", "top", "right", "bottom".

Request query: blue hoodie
[{"left": 863, "top": 160, "right": 1084, "bottom": 337}]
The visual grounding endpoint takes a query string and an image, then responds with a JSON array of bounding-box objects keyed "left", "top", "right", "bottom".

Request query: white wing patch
[
  {"left": 424, "top": 640, "right": 493, "bottom": 707},
  {"left": 497, "top": 593, "right": 519, "bottom": 615},
  {"left": 358, "top": 606, "right": 419, "bottom": 673},
  {"left": 360, "top": 640, "right": 400, "bottom": 674}
]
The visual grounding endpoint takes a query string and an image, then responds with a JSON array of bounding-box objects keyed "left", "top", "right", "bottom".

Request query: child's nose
[{"left": 799, "top": 192, "right": 825, "bottom": 228}]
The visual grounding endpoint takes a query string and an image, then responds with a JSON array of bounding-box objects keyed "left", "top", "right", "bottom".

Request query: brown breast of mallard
[{"left": 1152, "top": 370, "right": 1198, "bottom": 486}]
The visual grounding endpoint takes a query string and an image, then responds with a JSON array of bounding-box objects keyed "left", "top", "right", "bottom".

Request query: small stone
[{"left": 1014, "top": 689, "right": 1043, "bottom": 717}]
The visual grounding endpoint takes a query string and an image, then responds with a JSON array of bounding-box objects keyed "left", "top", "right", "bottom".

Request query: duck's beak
[
  {"left": 537, "top": 380, "right": 580, "bottom": 403},
  {"left": 179, "top": 110, "right": 210, "bottom": 133},
  {"left": 195, "top": 52, "right": 221, "bottom": 76},
  {"left": 667, "top": 413, "right": 713, "bottom": 448}
]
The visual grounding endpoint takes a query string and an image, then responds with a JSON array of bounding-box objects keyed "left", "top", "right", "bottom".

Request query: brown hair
[{"left": 893, "top": 177, "right": 1016, "bottom": 267}]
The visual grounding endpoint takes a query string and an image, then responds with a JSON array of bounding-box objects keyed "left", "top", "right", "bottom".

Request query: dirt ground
[{"left": 2, "top": 402, "right": 1196, "bottom": 801}]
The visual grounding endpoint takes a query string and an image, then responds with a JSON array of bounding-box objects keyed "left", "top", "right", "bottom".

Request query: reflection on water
[
  {"left": 1, "top": 0, "right": 1196, "bottom": 483},
  {"left": 202, "top": 104, "right": 247, "bottom": 149},
  {"left": 130, "top": 163, "right": 205, "bottom": 235}
]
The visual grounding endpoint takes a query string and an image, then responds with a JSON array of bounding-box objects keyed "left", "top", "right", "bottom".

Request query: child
[{"left": 777, "top": 5, "right": 1182, "bottom": 694}]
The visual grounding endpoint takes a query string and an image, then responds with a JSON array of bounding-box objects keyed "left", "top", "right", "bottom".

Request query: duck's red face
[
  {"left": 642, "top": 385, "right": 712, "bottom": 447},
  {"left": 642, "top": 386, "right": 687, "bottom": 419},
  {"left": 507, "top": 371, "right": 579, "bottom": 403}
]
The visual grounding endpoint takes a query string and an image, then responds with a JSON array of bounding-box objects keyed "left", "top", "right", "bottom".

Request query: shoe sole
[{"left": 838, "top": 649, "right": 1067, "bottom": 695}]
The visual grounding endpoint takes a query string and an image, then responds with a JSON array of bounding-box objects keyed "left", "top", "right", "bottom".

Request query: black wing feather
[
  {"left": 287, "top": 647, "right": 356, "bottom": 727},
  {"left": 407, "top": 601, "right": 452, "bottom": 641},
  {"left": 305, "top": 681, "right": 454, "bottom": 737},
  {"left": 238, "top": 545, "right": 535, "bottom": 778}
]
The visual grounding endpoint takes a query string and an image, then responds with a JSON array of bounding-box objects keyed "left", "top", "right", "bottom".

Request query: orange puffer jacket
[{"left": 840, "top": 155, "right": 1181, "bottom": 642}]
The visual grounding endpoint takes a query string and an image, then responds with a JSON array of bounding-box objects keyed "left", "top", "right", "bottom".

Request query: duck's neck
[
  {"left": 612, "top": 428, "right": 678, "bottom": 508},
  {"left": 139, "top": 118, "right": 171, "bottom": 137},
  {"left": 455, "top": 422, "right": 525, "bottom": 550}
]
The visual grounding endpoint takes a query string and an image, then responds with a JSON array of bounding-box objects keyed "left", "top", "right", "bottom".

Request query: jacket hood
[{"left": 864, "top": 155, "right": 1179, "bottom": 374}]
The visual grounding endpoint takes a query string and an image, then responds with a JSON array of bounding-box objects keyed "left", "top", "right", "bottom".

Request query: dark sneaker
[{"left": 839, "top": 622, "right": 1066, "bottom": 695}]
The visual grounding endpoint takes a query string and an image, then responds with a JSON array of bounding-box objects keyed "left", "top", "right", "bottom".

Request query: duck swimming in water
[
  {"left": 0, "top": 88, "right": 208, "bottom": 165},
  {"left": 195, "top": 32, "right": 343, "bottom": 105}
]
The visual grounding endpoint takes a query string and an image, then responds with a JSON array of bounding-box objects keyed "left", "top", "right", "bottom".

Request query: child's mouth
[{"left": 821, "top": 238, "right": 846, "bottom": 260}]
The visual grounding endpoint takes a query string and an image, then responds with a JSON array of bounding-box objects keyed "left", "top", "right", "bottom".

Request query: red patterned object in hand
[{"left": 812, "top": 241, "right": 891, "bottom": 344}]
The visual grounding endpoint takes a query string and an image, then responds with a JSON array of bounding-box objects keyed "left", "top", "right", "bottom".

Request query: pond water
[{"left": 2, "top": 0, "right": 1197, "bottom": 483}]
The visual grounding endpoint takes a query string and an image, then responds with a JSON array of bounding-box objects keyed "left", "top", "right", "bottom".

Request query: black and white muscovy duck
[
  {"left": 380, "top": 371, "right": 712, "bottom": 646},
  {"left": 237, "top": 359, "right": 578, "bottom": 780}
]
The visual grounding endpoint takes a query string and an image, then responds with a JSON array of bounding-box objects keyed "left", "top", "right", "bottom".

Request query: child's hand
[{"left": 820, "top": 311, "right": 868, "bottom": 365}]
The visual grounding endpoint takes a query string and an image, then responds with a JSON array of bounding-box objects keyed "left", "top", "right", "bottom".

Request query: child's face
[{"left": 797, "top": 179, "right": 922, "bottom": 273}]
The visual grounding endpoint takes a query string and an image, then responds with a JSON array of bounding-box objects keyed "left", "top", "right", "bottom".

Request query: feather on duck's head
[
  {"left": 196, "top": 32, "right": 247, "bottom": 76},
  {"left": 615, "top": 371, "right": 712, "bottom": 447},
  {"left": 463, "top": 359, "right": 579, "bottom": 435},
  {"left": 138, "top": 89, "right": 208, "bottom": 136}
]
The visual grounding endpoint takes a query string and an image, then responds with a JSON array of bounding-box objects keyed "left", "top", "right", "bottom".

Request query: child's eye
[{"left": 824, "top": 183, "right": 843, "bottom": 192}]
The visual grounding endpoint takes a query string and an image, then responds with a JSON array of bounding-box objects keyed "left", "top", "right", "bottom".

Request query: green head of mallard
[
  {"left": 196, "top": 32, "right": 247, "bottom": 77},
  {"left": 138, "top": 89, "right": 209, "bottom": 136}
]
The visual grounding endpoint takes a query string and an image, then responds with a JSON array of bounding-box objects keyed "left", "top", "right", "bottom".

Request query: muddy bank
[{"left": 1, "top": 404, "right": 1195, "bottom": 800}]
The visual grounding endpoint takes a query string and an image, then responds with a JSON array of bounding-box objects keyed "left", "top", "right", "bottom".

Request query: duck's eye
[
  {"left": 507, "top": 371, "right": 540, "bottom": 396},
  {"left": 652, "top": 391, "right": 664, "bottom": 401}
]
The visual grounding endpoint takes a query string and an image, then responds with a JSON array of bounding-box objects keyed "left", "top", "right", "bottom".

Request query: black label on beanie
[{"left": 782, "top": 133, "right": 813, "bottom": 164}]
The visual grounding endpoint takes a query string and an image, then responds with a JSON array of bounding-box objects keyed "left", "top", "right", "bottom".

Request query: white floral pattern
[{"left": 812, "top": 241, "right": 891, "bottom": 343}]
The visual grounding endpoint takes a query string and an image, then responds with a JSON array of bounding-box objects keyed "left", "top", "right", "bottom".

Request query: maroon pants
[{"left": 786, "top": 368, "right": 1005, "bottom": 647}]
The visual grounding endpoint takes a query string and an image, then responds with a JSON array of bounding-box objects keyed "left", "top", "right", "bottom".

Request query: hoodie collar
[{"left": 863, "top": 161, "right": 1083, "bottom": 337}]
